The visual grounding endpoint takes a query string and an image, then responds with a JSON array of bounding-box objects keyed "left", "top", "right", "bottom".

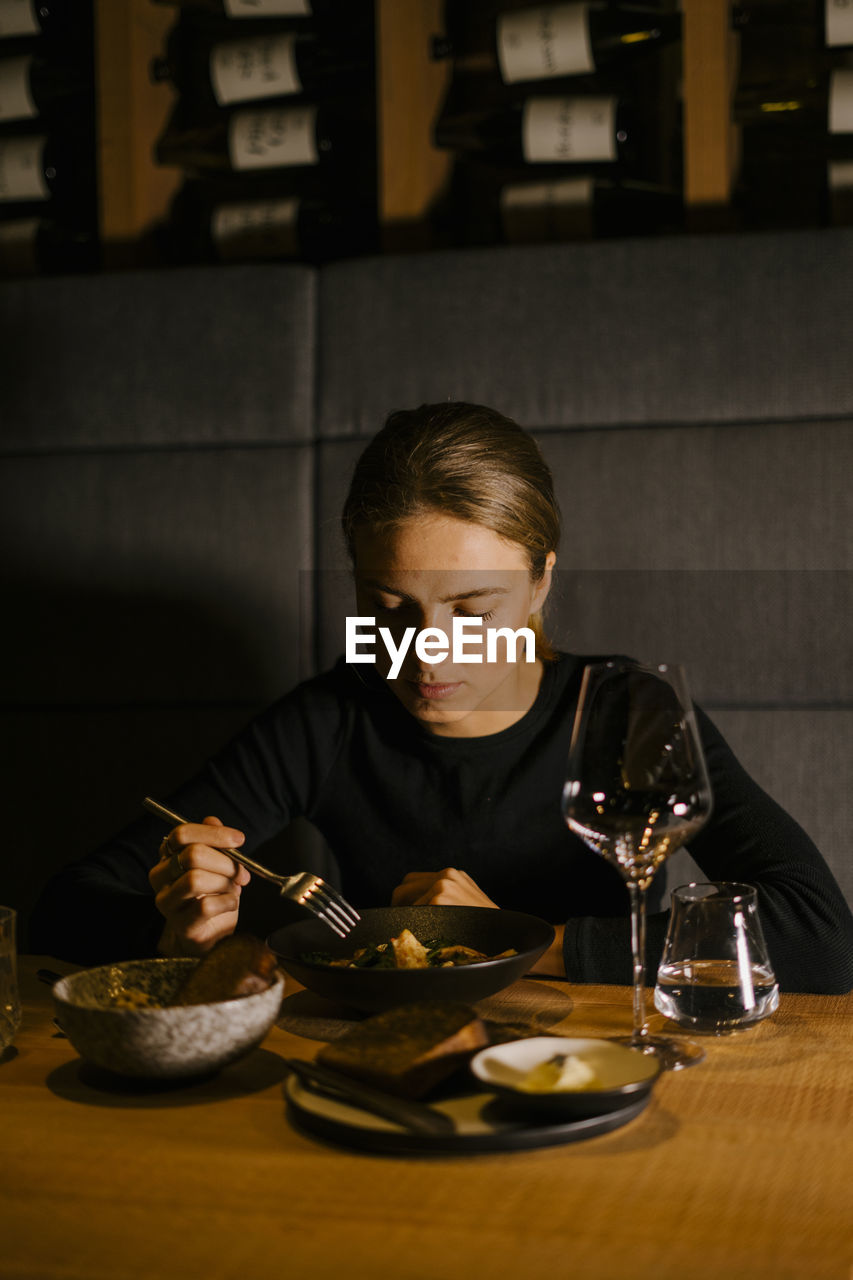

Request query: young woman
[{"left": 29, "top": 402, "right": 853, "bottom": 992}]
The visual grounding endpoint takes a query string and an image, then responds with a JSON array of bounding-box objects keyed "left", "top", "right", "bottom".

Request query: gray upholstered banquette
[{"left": 2, "top": 227, "right": 851, "bottom": 943}]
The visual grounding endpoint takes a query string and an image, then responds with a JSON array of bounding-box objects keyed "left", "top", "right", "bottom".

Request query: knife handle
[{"left": 284, "top": 1058, "right": 456, "bottom": 1135}]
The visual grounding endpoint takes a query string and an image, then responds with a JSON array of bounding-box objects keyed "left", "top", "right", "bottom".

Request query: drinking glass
[
  {"left": 654, "top": 882, "right": 779, "bottom": 1033},
  {"left": 0, "top": 906, "right": 21, "bottom": 1052},
  {"left": 562, "top": 661, "right": 713, "bottom": 1070}
]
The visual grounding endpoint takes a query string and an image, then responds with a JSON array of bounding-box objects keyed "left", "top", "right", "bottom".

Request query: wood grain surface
[{"left": 2, "top": 957, "right": 851, "bottom": 1280}]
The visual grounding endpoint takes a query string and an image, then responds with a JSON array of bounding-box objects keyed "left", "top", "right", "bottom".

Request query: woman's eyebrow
[
  {"left": 359, "top": 580, "right": 510, "bottom": 603},
  {"left": 439, "top": 586, "right": 511, "bottom": 603},
  {"left": 359, "top": 579, "right": 411, "bottom": 599}
]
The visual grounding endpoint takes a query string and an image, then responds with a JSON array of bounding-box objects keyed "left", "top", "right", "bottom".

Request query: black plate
[
  {"left": 284, "top": 1074, "right": 651, "bottom": 1154},
  {"left": 268, "top": 905, "right": 555, "bottom": 1013}
]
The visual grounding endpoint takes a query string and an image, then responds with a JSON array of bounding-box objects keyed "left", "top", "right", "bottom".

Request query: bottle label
[
  {"left": 212, "top": 197, "right": 301, "bottom": 260},
  {"left": 829, "top": 68, "right": 853, "bottom": 133},
  {"left": 827, "top": 0, "right": 853, "bottom": 47},
  {"left": 0, "top": 134, "right": 47, "bottom": 200},
  {"left": 224, "top": 0, "right": 311, "bottom": 15},
  {"left": 829, "top": 158, "right": 853, "bottom": 188},
  {"left": 0, "top": 214, "right": 39, "bottom": 273},
  {"left": 500, "top": 176, "right": 594, "bottom": 240},
  {"left": 522, "top": 96, "right": 617, "bottom": 162},
  {"left": 211, "top": 34, "right": 301, "bottom": 105},
  {"left": 498, "top": 4, "right": 593, "bottom": 84},
  {"left": 228, "top": 105, "right": 318, "bottom": 168},
  {"left": 0, "top": 55, "right": 37, "bottom": 122},
  {"left": 0, "top": 0, "right": 38, "bottom": 38}
]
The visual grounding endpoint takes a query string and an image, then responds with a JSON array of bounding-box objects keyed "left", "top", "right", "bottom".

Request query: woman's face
[{"left": 353, "top": 513, "right": 555, "bottom": 737}]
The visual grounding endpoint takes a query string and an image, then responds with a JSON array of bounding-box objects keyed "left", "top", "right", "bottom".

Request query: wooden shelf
[
  {"left": 94, "top": 0, "right": 180, "bottom": 266},
  {"left": 375, "top": 0, "right": 452, "bottom": 249},
  {"left": 682, "top": 0, "right": 740, "bottom": 221}
]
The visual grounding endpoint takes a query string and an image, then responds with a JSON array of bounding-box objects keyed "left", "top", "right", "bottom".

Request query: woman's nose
[{"left": 399, "top": 607, "right": 452, "bottom": 668}]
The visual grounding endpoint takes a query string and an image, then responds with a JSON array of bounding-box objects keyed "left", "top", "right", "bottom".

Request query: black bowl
[{"left": 268, "top": 905, "right": 555, "bottom": 1013}]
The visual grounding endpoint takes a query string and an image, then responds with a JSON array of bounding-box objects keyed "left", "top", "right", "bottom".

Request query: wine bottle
[
  {"left": 154, "top": 99, "right": 375, "bottom": 188},
  {"left": 732, "top": 0, "right": 853, "bottom": 49},
  {"left": 0, "top": 0, "right": 93, "bottom": 45},
  {"left": 434, "top": 92, "right": 638, "bottom": 172},
  {"left": 0, "top": 51, "right": 92, "bottom": 123},
  {"left": 0, "top": 211, "right": 98, "bottom": 273},
  {"left": 165, "top": 178, "right": 376, "bottom": 262},
  {"left": 734, "top": 65, "right": 853, "bottom": 142},
  {"left": 736, "top": 35, "right": 853, "bottom": 89},
  {"left": 0, "top": 126, "right": 94, "bottom": 216},
  {"left": 437, "top": 159, "right": 682, "bottom": 244},
  {"left": 732, "top": 131, "right": 830, "bottom": 228},
  {"left": 151, "top": 20, "right": 371, "bottom": 110},
  {"left": 432, "top": 1, "right": 681, "bottom": 84}
]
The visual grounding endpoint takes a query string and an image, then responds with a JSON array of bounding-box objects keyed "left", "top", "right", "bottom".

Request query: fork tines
[{"left": 298, "top": 878, "right": 360, "bottom": 938}]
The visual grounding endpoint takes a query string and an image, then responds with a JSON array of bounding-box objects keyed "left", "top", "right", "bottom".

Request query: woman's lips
[{"left": 410, "top": 680, "right": 462, "bottom": 701}]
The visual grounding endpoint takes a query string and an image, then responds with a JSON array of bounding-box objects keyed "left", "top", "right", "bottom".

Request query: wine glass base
[{"left": 609, "top": 1033, "right": 706, "bottom": 1071}]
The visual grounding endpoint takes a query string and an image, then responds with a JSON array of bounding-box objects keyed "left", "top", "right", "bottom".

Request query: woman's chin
[{"left": 388, "top": 678, "right": 470, "bottom": 723}]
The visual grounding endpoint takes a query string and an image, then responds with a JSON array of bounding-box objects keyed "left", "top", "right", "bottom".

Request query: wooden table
[{"left": 2, "top": 957, "right": 852, "bottom": 1280}]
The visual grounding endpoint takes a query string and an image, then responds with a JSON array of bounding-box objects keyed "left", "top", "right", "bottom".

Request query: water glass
[
  {"left": 654, "top": 882, "right": 779, "bottom": 1034},
  {"left": 0, "top": 905, "right": 21, "bottom": 1051}
]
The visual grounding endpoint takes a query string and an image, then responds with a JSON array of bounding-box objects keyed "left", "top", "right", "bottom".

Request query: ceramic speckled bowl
[{"left": 52, "top": 957, "right": 285, "bottom": 1080}]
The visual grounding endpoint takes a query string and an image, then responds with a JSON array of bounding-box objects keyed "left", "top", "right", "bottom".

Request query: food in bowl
[
  {"left": 518, "top": 1052, "right": 599, "bottom": 1092},
  {"left": 172, "top": 934, "right": 279, "bottom": 1003},
  {"left": 101, "top": 935, "right": 280, "bottom": 1010},
  {"left": 302, "top": 927, "right": 518, "bottom": 970},
  {"left": 107, "top": 986, "right": 160, "bottom": 1010}
]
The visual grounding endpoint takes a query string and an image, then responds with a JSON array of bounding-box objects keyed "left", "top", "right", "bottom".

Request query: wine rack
[{"left": 90, "top": 0, "right": 741, "bottom": 266}]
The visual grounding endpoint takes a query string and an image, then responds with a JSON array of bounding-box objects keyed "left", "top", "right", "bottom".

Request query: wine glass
[{"left": 562, "top": 661, "right": 713, "bottom": 1070}]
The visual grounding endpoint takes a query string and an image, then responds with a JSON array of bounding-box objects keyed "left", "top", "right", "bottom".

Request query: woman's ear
[{"left": 532, "top": 550, "right": 557, "bottom": 612}]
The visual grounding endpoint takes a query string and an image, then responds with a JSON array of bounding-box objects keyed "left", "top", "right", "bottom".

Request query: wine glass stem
[{"left": 626, "top": 880, "right": 648, "bottom": 1046}]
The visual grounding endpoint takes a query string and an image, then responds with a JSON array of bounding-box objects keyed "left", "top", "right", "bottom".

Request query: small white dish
[{"left": 470, "top": 1036, "right": 662, "bottom": 1117}]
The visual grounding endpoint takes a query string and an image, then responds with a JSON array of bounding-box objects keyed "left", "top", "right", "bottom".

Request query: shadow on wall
[{"left": 2, "top": 568, "right": 334, "bottom": 949}]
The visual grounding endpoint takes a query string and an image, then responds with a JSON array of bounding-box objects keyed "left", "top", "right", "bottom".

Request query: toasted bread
[
  {"left": 171, "top": 934, "right": 279, "bottom": 1006},
  {"left": 317, "top": 1000, "right": 488, "bottom": 1098}
]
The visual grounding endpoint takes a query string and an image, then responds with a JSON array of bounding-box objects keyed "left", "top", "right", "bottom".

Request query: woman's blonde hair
[{"left": 341, "top": 402, "right": 561, "bottom": 659}]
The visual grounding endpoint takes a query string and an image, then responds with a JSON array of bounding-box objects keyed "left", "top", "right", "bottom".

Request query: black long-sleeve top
[{"left": 29, "top": 653, "right": 853, "bottom": 993}]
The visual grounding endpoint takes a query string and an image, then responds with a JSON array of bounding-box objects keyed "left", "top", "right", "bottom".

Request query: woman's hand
[
  {"left": 148, "top": 816, "right": 251, "bottom": 956},
  {"left": 391, "top": 867, "right": 499, "bottom": 909}
]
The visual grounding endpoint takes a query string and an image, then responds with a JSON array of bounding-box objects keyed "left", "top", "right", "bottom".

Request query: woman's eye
[
  {"left": 455, "top": 608, "right": 496, "bottom": 621},
  {"left": 371, "top": 600, "right": 407, "bottom": 614}
]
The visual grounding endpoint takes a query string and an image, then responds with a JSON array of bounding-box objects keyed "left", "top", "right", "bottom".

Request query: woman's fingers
[
  {"left": 175, "top": 844, "right": 251, "bottom": 885},
  {"left": 158, "top": 898, "right": 242, "bottom": 956},
  {"left": 149, "top": 818, "right": 250, "bottom": 893},
  {"left": 390, "top": 871, "right": 438, "bottom": 905},
  {"left": 149, "top": 815, "right": 251, "bottom": 955},
  {"left": 159, "top": 863, "right": 246, "bottom": 904},
  {"left": 391, "top": 867, "right": 499, "bottom": 909}
]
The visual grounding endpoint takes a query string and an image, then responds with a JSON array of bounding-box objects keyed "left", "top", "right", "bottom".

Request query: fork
[{"left": 142, "top": 797, "right": 360, "bottom": 939}]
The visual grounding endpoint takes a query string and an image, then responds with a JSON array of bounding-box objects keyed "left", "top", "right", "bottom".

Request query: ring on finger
[{"left": 168, "top": 850, "right": 185, "bottom": 882}]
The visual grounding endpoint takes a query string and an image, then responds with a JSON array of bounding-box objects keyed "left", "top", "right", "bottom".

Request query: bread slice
[
  {"left": 171, "top": 934, "right": 279, "bottom": 1006},
  {"left": 317, "top": 1000, "right": 489, "bottom": 1098}
]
